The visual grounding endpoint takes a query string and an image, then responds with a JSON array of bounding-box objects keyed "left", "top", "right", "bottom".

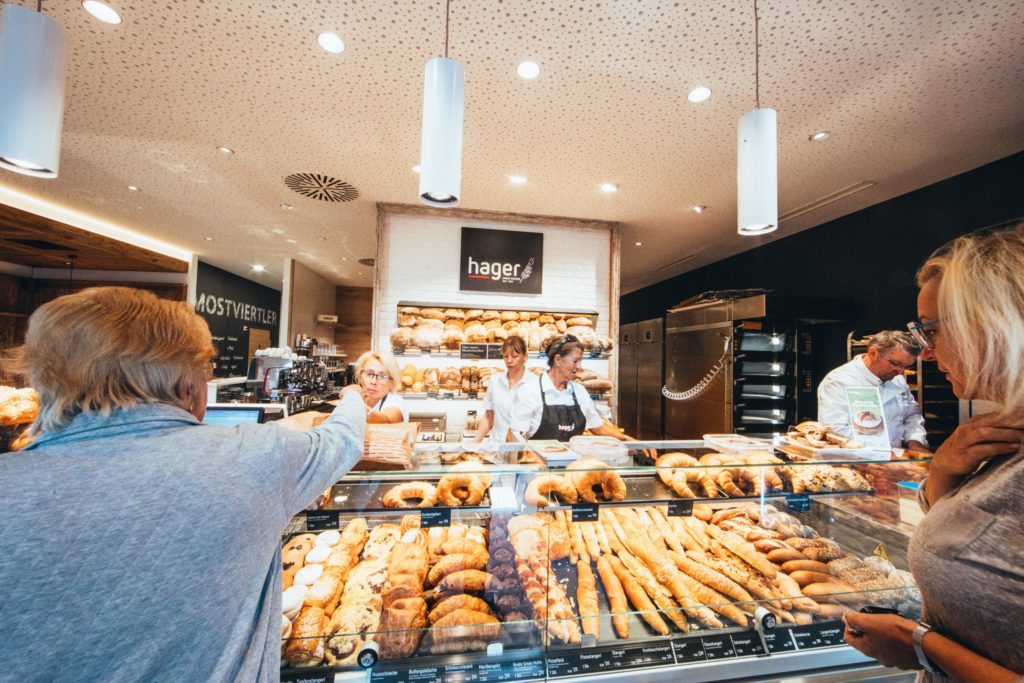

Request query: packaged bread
[
  {"left": 419, "top": 308, "right": 446, "bottom": 320},
  {"left": 390, "top": 328, "right": 412, "bottom": 350},
  {"left": 412, "top": 325, "right": 443, "bottom": 349}
]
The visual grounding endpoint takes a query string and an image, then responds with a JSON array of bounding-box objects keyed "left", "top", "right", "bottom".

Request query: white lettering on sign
[
  {"left": 466, "top": 256, "right": 534, "bottom": 283},
  {"left": 195, "top": 292, "right": 278, "bottom": 327}
]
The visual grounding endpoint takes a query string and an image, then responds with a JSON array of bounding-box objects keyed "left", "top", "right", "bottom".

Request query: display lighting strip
[{"left": 0, "top": 184, "right": 193, "bottom": 263}]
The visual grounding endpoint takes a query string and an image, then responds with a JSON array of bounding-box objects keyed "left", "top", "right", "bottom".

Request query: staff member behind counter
[
  {"left": 472, "top": 335, "right": 529, "bottom": 445},
  {"left": 354, "top": 350, "right": 408, "bottom": 423},
  {"left": 512, "top": 334, "right": 626, "bottom": 442},
  {"left": 817, "top": 330, "right": 930, "bottom": 452}
]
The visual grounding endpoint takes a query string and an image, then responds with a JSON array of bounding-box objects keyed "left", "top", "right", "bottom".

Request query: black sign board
[
  {"left": 571, "top": 503, "right": 599, "bottom": 522},
  {"left": 671, "top": 637, "right": 707, "bottom": 663},
  {"left": 486, "top": 345, "right": 507, "bottom": 360},
  {"left": 305, "top": 510, "right": 340, "bottom": 531},
  {"left": 667, "top": 499, "right": 695, "bottom": 517},
  {"left": 729, "top": 632, "right": 768, "bottom": 657},
  {"left": 763, "top": 628, "right": 797, "bottom": 654},
  {"left": 785, "top": 493, "right": 811, "bottom": 513},
  {"left": 699, "top": 633, "right": 737, "bottom": 661},
  {"left": 420, "top": 508, "right": 452, "bottom": 528},
  {"left": 281, "top": 670, "right": 331, "bottom": 683},
  {"left": 791, "top": 621, "right": 846, "bottom": 650},
  {"left": 460, "top": 227, "right": 543, "bottom": 294},
  {"left": 460, "top": 343, "right": 493, "bottom": 359},
  {"left": 194, "top": 261, "right": 281, "bottom": 378},
  {"left": 371, "top": 656, "right": 546, "bottom": 683}
]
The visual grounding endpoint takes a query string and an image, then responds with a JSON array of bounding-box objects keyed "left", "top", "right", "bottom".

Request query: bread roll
[
  {"left": 464, "top": 323, "right": 487, "bottom": 343},
  {"left": 390, "top": 328, "right": 412, "bottom": 350},
  {"left": 412, "top": 325, "right": 443, "bottom": 349},
  {"left": 465, "top": 309, "right": 484, "bottom": 319},
  {"left": 566, "top": 316, "right": 594, "bottom": 327},
  {"left": 417, "top": 317, "right": 444, "bottom": 330},
  {"left": 442, "top": 329, "right": 465, "bottom": 349},
  {"left": 443, "top": 308, "right": 465, "bottom": 320},
  {"left": 781, "top": 560, "right": 831, "bottom": 575},
  {"left": 399, "top": 307, "right": 420, "bottom": 315},
  {"left": 398, "top": 314, "right": 417, "bottom": 327},
  {"left": 419, "top": 308, "right": 446, "bottom": 320},
  {"left": 537, "top": 314, "right": 555, "bottom": 324},
  {"left": 790, "top": 570, "right": 840, "bottom": 587},
  {"left": 768, "top": 548, "right": 805, "bottom": 564}
]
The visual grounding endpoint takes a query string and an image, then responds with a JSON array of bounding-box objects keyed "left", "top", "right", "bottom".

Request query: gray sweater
[{"left": 0, "top": 392, "right": 365, "bottom": 682}]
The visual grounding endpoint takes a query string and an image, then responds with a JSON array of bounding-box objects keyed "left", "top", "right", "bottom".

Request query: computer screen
[{"left": 203, "top": 406, "right": 265, "bottom": 427}]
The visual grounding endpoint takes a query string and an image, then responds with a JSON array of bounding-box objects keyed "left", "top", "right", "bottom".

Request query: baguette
[
  {"left": 767, "top": 548, "right": 806, "bottom": 564},
  {"left": 706, "top": 525, "right": 778, "bottom": 579},
  {"left": 600, "top": 516, "right": 625, "bottom": 554},
  {"left": 593, "top": 518, "right": 613, "bottom": 555},
  {"left": 668, "top": 551, "right": 753, "bottom": 605},
  {"left": 576, "top": 561, "right": 601, "bottom": 639},
  {"left": 606, "top": 555, "right": 670, "bottom": 635},
  {"left": 789, "top": 570, "right": 840, "bottom": 587},
  {"left": 556, "top": 510, "right": 580, "bottom": 563},
  {"left": 775, "top": 571, "right": 821, "bottom": 612},
  {"left": 596, "top": 556, "right": 629, "bottom": 638},
  {"left": 617, "top": 551, "right": 689, "bottom": 633},
  {"left": 580, "top": 521, "right": 602, "bottom": 559},
  {"left": 635, "top": 508, "right": 669, "bottom": 551},
  {"left": 753, "top": 539, "right": 791, "bottom": 553},
  {"left": 781, "top": 560, "right": 831, "bottom": 575},
  {"left": 651, "top": 507, "right": 688, "bottom": 556},
  {"left": 801, "top": 581, "right": 859, "bottom": 602}
]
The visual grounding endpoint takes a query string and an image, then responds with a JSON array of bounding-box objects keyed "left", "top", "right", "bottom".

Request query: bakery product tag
[
  {"left": 667, "top": 499, "right": 694, "bottom": 517},
  {"left": 571, "top": 502, "right": 599, "bottom": 522}
]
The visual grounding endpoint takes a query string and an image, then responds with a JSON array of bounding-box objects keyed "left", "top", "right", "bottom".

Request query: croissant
[
  {"left": 566, "top": 459, "right": 627, "bottom": 502},
  {"left": 382, "top": 482, "right": 439, "bottom": 508},
  {"left": 428, "top": 594, "right": 495, "bottom": 623},
  {"left": 427, "top": 609, "right": 501, "bottom": 653},
  {"left": 427, "top": 553, "right": 489, "bottom": 586},
  {"left": 524, "top": 474, "right": 578, "bottom": 508},
  {"left": 377, "top": 597, "right": 427, "bottom": 660},
  {"left": 715, "top": 466, "right": 763, "bottom": 497},
  {"left": 440, "top": 538, "right": 489, "bottom": 559},
  {"left": 437, "top": 569, "right": 498, "bottom": 593},
  {"left": 656, "top": 452, "right": 719, "bottom": 498},
  {"left": 437, "top": 473, "right": 488, "bottom": 507}
]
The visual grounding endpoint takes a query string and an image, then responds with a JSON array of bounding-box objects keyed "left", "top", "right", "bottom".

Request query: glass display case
[{"left": 278, "top": 439, "right": 929, "bottom": 683}]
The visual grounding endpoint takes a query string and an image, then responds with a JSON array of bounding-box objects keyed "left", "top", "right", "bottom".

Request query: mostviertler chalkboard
[{"left": 193, "top": 261, "right": 281, "bottom": 378}]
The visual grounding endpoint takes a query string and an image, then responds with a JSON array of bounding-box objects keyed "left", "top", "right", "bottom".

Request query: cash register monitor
[{"left": 202, "top": 406, "right": 266, "bottom": 427}]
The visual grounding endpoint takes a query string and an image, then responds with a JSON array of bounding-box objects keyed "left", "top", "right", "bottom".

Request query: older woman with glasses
[
  {"left": 844, "top": 227, "right": 1024, "bottom": 681},
  {"left": 354, "top": 350, "right": 408, "bottom": 423},
  {"left": 0, "top": 287, "right": 365, "bottom": 680}
]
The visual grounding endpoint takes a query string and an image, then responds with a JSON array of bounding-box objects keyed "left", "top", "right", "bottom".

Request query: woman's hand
[
  {"left": 843, "top": 612, "right": 920, "bottom": 670},
  {"left": 932, "top": 412, "right": 1024, "bottom": 478}
]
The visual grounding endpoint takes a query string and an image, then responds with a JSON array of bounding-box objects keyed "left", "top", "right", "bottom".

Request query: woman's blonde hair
[
  {"left": 354, "top": 350, "right": 401, "bottom": 388},
  {"left": 917, "top": 225, "right": 1024, "bottom": 414},
  {"left": 5, "top": 287, "right": 216, "bottom": 433}
]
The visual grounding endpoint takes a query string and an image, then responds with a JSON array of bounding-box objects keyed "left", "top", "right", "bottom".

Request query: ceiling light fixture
[
  {"left": 692, "top": 205, "right": 706, "bottom": 213},
  {"left": 252, "top": 264, "right": 266, "bottom": 273},
  {"left": 280, "top": 202, "right": 293, "bottom": 210},
  {"left": 204, "top": 236, "right": 214, "bottom": 241},
  {"left": 286, "top": 238, "right": 297, "bottom": 244},
  {"left": 516, "top": 60, "right": 540, "bottom": 79},
  {"left": 217, "top": 146, "right": 234, "bottom": 155},
  {"left": 600, "top": 182, "right": 618, "bottom": 194},
  {"left": 737, "top": 0, "right": 777, "bottom": 236},
  {"left": 688, "top": 86, "right": 711, "bottom": 103},
  {"left": 81, "top": 1, "right": 121, "bottom": 24},
  {"left": 127, "top": 185, "right": 139, "bottom": 192},
  {"left": 0, "top": 2, "right": 68, "bottom": 178},
  {"left": 635, "top": 241, "right": 642, "bottom": 247},
  {"left": 809, "top": 131, "right": 829, "bottom": 142},
  {"left": 317, "top": 31, "right": 345, "bottom": 54},
  {"left": 508, "top": 174, "right": 527, "bottom": 185},
  {"left": 418, "top": 0, "right": 464, "bottom": 206}
]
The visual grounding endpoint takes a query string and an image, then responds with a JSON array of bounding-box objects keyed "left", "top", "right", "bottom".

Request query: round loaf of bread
[
  {"left": 398, "top": 315, "right": 417, "bottom": 327},
  {"left": 500, "top": 311, "right": 519, "bottom": 322},
  {"left": 443, "top": 309, "right": 465, "bottom": 320},
  {"left": 480, "top": 310, "right": 500, "bottom": 321},
  {"left": 566, "top": 316, "right": 594, "bottom": 327},
  {"left": 419, "top": 308, "right": 446, "bottom": 320}
]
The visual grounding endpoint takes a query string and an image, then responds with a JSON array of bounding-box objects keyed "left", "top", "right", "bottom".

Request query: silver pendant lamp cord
[
  {"left": 754, "top": 0, "right": 760, "bottom": 109},
  {"left": 444, "top": 0, "right": 451, "bottom": 58}
]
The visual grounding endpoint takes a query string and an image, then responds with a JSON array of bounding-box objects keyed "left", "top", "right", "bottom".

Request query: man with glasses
[{"left": 817, "top": 330, "right": 930, "bottom": 452}]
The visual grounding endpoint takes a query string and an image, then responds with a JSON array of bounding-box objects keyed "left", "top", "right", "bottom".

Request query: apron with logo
[{"left": 532, "top": 376, "right": 586, "bottom": 442}]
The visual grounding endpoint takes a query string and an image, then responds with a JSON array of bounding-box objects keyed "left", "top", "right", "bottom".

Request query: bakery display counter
[{"left": 279, "top": 443, "right": 929, "bottom": 682}]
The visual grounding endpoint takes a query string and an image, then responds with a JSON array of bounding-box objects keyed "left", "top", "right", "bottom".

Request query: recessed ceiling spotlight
[
  {"left": 517, "top": 61, "right": 541, "bottom": 79},
  {"left": 286, "top": 238, "right": 297, "bottom": 244},
  {"left": 692, "top": 205, "right": 707, "bottom": 213},
  {"left": 635, "top": 241, "right": 643, "bottom": 246},
  {"left": 204, "top": 236, "right": 214, "bottom": 241},
  {"left": 317, "top": 31, "right": 345, "bottom": 54},
  {"left": 127, "top": 185, "right": 139, "bottom": 192},
  {"left": 357, "top": 271, "right": 364, "bottom": 276},
  {"left": 600, "top": 182, "right": 618, "bottom": 194},
  {"left": 217, "top": 146, "right": 234, "bottom": 155},
  {"left": 252, "top": 264, "right": 266, "bottom": 273},
  {"left": 809, "top": 131, "right": 829, "bottom": 141},
  {"left": 687, "top": 86, "right": 712, "bottom": 103},
  {"left": 342, "top": 257, "right": 347, "bottom": 261},
  {"left": 412, "top": 165, "right": 421, "bottom": 174},
  {"left": 280, "top": 203, "right": 293, "bottom": 210},
  {"left": 509, "top": 174, "right": 527, "bottom": 185},
  {"left": 82, "top": 1, "right": 122, "bottom": 25}
]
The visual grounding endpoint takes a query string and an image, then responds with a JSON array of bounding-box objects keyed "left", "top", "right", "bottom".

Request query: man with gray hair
[{"left": 817, "top": 330, "right": 930, "bottom": 451}]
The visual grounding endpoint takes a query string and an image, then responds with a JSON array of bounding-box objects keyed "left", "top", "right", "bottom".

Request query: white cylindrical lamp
[
  {"left": 418, "top": 56, "right": 464, "bottom": 206},
  {"left": 737, "top": 107, "right": 778, "bottom": 236},
  {"left": 0, "top": 3, "right": 68, "bottom": 179}
]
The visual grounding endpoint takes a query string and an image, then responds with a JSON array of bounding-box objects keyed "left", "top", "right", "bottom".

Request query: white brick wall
[{"left": 375, "top": 213, "right": 613, "bottom": 348}]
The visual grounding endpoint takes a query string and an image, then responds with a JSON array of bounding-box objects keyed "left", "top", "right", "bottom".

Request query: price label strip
[{"left": 305, "top": 510, "right": 340, "bottom": 531}]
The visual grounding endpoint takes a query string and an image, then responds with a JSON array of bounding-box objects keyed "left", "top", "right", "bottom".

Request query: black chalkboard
[
  {"left": 193, "top": 261, "right": 281, "bottom": 378},
  {"left": 460, "top": 227, "right": 543, "bottom": 294}
]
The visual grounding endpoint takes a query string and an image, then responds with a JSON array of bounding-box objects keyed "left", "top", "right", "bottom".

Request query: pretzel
[{"left": 382, "top": 482, "right": 438, "bottom": 508}]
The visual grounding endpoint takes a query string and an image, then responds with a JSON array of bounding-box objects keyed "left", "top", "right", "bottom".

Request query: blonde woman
[
  {"left": 354, "top": 350, "right": 408, "bottom": 423},
  {"left": 0, "top": 287, "right": 365, "bottom": 681},
  {"left": 844, "top": 227, "right": 1024, "bottom": 682}
]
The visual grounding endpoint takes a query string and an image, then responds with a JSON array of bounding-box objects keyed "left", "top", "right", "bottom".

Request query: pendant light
[
  {"left": 418, "top": 0, "right": 464, "bottom": 207},
  {"left": 737, "top": 0, "right": 777, "bottom": 236},
  {"left": 0, "top": 2, "right": 69, "bottom": 179}
]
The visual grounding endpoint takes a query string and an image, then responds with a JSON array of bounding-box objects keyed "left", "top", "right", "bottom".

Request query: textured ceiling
[{"left": 0, "top": 0, "right": 1022, "bottom": 292}]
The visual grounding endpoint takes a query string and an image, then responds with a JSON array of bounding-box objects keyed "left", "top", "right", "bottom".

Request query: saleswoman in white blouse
[
  {"left": 473, "top": 335, "right": 529, "bottom": 444},
  {"left": 354, "top": 351, "right": 408, "bottom": 423}
]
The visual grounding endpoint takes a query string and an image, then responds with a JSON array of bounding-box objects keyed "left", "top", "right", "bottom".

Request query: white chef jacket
[
  {"left": 511, "top": 372, "right": 603, "bottom": 438},
  {"left": 817, "top": 354, "right": 928, "bottom": 448},
  {"left": 480, "top": 371, "right": 529, "bottom": 443},
  {"left": 373, "top": 392, "right": 409, "bottom": 422}
]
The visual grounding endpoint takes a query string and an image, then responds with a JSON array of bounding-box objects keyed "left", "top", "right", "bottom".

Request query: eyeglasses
[
  {"left": 906, "top": 320, "right": 940, "bottom": 350},
  {"left": 552, "top": 334, "right": 579, "bottom": 357},
  {"left": 877, "top": 347, "right": 915, "bottom": 371},
  {"left": 361, "top": 370, "right": 392, "bottom": 384}
]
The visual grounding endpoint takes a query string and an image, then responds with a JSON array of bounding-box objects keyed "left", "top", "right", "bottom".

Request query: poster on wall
[
  {"left": 193, "top": 261, "right": 281, "bottom": 378},
  {"left": 459, "top": 227, "right": 543, "bottom": 294}
]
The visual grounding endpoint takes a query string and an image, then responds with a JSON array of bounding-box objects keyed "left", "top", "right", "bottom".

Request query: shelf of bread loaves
[
  {"left": 389, "top": 305, "right": 614, "bottom": 356},
  {"left": 397, "top": 364, "right": 613, "bottom": 400},
  {"left": 278, "top": 498, "right": 919, "bottom": 674}
]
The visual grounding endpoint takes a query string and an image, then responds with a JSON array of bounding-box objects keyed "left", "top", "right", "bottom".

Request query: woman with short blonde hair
[
  {"left": 354, "top": 349, "right": 408, "bottom": 423},
  {"left": 0, "top": 286, "right": 366, "bottom": 681},
  {"left": 845, "top": 227, "right": 1024, "bottom": 681}
]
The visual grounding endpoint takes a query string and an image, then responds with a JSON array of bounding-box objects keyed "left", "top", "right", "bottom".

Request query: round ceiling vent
[{"left": 284, "top": 173, "right": 359, "bottom": 202}]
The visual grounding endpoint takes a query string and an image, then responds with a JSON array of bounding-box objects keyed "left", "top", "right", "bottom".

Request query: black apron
[
  {"left": 532, "top": 375, "right": 587, "bottom": 442},
  {"left": 374, "top": 392, "right": 390, "bottom": 412}
]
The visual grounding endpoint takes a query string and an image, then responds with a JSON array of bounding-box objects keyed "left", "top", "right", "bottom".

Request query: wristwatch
[{"left": 913, "top": 621, "right": 944, "bottom": 675}]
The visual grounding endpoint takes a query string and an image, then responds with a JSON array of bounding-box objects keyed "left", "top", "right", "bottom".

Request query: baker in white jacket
[{"left": 817, "top": 330, "right": 930, "bottom": 451}]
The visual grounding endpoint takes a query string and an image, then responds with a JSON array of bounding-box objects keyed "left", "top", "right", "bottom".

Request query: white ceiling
[{"left": 1, "top": 0, "right": 1022, "bottom": 292}]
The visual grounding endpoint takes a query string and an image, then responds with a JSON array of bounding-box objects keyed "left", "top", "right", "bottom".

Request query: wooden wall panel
[{"left": 334, "top": 285, "right": 373, "bottom": 362}]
